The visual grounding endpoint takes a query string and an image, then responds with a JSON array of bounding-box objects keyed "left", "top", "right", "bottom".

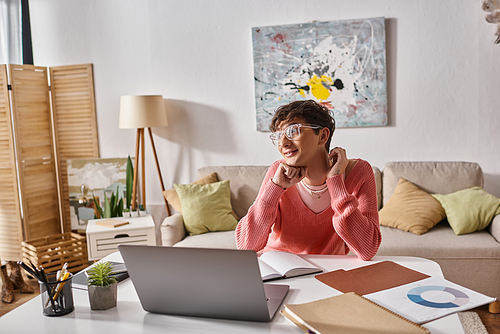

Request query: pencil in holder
[{"left": 39, "top": 272, "right": 74, "bottom": 316}]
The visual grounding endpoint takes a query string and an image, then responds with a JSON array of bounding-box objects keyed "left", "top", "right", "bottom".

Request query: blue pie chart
[{"left": 407, "top": 285, "right": 469, "bottom": 308}]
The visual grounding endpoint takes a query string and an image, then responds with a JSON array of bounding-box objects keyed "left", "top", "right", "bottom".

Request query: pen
[
  {"left": 51, "top": 262, "right": 70, "bottom": 302},
  {"left": 17, "top": 261, "right": 42, "bottom": 282},
  {"left": 52, "top": 271, "right": 70, "bottom": 301},
  {"left": 40, "top": 266, "right": 48, "bottom": 283},
  {"left": 28, "top": 260, "right": 39, "bottom": 275}
]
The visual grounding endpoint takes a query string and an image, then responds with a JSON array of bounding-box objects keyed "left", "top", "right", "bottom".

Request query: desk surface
[{"left": 0, "top": 253, "right": 464, "bottom": 334}]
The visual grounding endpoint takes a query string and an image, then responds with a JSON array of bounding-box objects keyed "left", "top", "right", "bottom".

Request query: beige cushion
[
  {"left": 160, "top": 213, "right": 186, "bottom": 246},
  {"left": 372, "top": 166, "right": 382, "bottom": 210},
  {"left": 197, "top": 166, "right": 269, "bottom": 219},
  {"left": 164, "top": 172, "right": 218, "bottom": 213},
  {"left": 379, "top": 178, "right": 446, "bottom": 235},
  {"left": 433, "top": 187, "right": 500, "bottom": 235},
  {"left": 382, "top": 162, "right": 483, "bottom": 206},
  {"left": 174, "top": 180, "right": 238, "bottom": 236},
  {"left": 377, "top": 223, "right": 500, "bottom": 258}
]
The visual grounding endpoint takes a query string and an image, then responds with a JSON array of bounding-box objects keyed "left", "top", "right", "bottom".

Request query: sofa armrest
[
  {"left": 488, "top": 215, "right": 500, "bottom": 243},
  {"left": 160, "top": 213, "right": 187, "bottom": 246}
]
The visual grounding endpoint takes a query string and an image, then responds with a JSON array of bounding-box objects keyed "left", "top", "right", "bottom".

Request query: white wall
[{"left": 29, "top": 0, "right": 500, "bottom": 205}]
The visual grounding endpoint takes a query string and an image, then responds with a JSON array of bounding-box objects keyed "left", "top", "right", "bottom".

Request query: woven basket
[{"left": 22, "top": 232, "right": 89, "bottom": 274}]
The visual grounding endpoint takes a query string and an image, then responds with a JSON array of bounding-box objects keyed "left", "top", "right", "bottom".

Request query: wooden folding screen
[
  {"left": 50, "top": 64, "right": 99, "bottom": 233},
  {"left": 0, "top": 65, "right": 24, "bottom": 260},
  {"left": 0, "top": 64, "right": 98, "bottom": 260},
  {"left": 9, "top": 64, "right": 61, "bottom": 241}
]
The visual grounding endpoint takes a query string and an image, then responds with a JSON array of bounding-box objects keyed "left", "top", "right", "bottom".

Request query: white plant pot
[{"left": 122, "top": 211, "right": 131, "bottom": 218}]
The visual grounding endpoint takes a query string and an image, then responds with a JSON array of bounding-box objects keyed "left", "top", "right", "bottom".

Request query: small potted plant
[
  {"left": 122, "top": 208, "right": 131, "bottom": 218},
  {"left": 87, "top": 261, "right": 118, "bottom": 310}
]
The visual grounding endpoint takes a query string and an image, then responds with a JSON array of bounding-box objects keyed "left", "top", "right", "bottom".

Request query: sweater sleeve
[
  {"left": 327, "top": 161, "right": 381, "bottom": 261},
  {"left": 235, "top": 162, "right": 285, "bottom": 252}
]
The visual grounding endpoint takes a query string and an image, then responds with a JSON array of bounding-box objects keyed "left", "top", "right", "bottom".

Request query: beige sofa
[{"left": 160, "top": 162, "right": 500, "bottom": 300}]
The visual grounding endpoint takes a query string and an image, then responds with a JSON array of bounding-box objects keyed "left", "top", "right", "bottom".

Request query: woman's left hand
[{"left": 327, "top": 147, "right": 348, "bottom": 179}]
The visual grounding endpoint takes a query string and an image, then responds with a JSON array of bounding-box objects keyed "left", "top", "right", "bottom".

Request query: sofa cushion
[
  {"left": 379, "top": 178, "right": 446, "bottom": 235},
  {"left": 174, "top": 180, "right": 238, "bottom": 235},
  {"left": 164, "top": 172, "right": 218, "bottom": 213},
  {"left": 197, "top": 166, "right": 270, "bottom": 219},
  {"left": 174, "top": 230, "right": 237, "bottom": 249},
  {"left": 376, "top": 223, "right": 500, "bottom": 258},
  {"left": 372, "top": 166, "right": 382, "bottom": 210},
  {"left": 432, "top": 187, "right": 500, "bottom": 235},
  {"left": 382, "top": 162, "right": 483, "bottom": 206}
]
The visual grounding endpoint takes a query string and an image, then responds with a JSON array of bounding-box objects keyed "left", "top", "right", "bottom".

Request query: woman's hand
[
  {"left": 327, "top": 147, "right": 349, "bottom": 179},
  {"left": 272, "top": 163, "right": 306, "bottom": 189}
]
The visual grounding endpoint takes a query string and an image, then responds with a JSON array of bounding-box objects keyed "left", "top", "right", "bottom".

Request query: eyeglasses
[{"left": 270, "top": 123, "right": 322, "bottom": 146}]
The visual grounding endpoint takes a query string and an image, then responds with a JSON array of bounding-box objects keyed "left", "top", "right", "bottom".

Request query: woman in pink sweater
[{"left": 235, "top": 100, "right": 381, "bottom": 261}]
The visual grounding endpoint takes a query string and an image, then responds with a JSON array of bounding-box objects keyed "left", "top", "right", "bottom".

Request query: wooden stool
[{"left": 489, "top": 301, "right": 500, "bottom": 313}]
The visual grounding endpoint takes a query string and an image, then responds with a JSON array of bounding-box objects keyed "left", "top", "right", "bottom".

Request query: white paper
[{"left": 365, "top": 276, "right": 496, "bottom": 324}]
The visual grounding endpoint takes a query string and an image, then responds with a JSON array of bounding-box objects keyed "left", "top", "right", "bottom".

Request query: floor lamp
[{"left": 119, "top": 95, "right": 171, "bottom": 216}]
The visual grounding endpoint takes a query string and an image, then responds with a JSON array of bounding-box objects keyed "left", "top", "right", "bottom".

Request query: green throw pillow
[
  {"left": 432, "top": 187, "right": 500, "bottom": 235},
  {"left": 174, "top": 180, "right": 238, "bottom": 236}
]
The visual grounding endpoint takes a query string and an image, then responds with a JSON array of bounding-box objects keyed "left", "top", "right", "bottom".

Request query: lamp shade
[{"left": 119, "top": 95, "right": 168, "bottom": 129}]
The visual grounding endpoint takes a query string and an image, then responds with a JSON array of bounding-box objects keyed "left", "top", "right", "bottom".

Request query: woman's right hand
[{"left": 272, "top": 163, "right": 306, "bottom": 189}]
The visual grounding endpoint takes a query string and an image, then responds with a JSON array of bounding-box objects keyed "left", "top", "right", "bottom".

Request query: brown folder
[
  {"left": 281, "top": 292, "right": 430, "bottom": 334},
  {"left": 315, "top": 261, "right": 430, "bottom": 295}
]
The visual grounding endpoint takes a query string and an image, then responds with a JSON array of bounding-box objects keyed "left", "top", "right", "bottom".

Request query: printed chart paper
[{"left": 365, "top": 276, "right": 496, "bottom": 324}]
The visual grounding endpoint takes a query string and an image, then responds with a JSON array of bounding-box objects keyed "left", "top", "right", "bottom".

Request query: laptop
[{"left": 118, "top": 244, "right": 289, "bottom": 322}]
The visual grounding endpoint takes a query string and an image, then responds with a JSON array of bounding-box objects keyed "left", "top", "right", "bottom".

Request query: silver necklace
[{"left": 300, "top": 180, "right": 328, "bottom": 199}]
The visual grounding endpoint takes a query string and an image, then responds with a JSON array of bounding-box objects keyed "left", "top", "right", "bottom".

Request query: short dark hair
[{"left": 270, "top": 100, "right": 336, "bottom": 150}]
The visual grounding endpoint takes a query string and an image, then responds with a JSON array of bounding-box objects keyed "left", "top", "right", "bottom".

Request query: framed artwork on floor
[{"left": 67, "top": 157, "right": 135, "bottom": 230}]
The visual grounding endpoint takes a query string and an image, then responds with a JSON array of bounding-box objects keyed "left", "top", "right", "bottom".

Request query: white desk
[{"left": 0, "top": 254, "right": 464, "bottom": 334}]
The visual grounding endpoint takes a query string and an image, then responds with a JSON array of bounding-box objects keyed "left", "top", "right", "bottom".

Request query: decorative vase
[{"left": 88, "top": 283, "right": 117, "bottom": 310}]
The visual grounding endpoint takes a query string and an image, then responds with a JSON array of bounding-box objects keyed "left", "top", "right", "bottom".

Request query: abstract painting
[{"left": 252, "top": 17, "right": 387, "bottom": 130}]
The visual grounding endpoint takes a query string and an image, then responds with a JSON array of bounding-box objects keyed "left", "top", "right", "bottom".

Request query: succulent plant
[{"left": 87, "top": 261, "right": 117, "bottom": 287}]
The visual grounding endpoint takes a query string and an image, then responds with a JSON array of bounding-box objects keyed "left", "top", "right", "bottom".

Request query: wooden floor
[{"left": 1, "top": 275, "right": 500, "bottom": 333}]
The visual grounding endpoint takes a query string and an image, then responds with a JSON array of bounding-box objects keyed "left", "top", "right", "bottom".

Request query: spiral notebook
[{"left": 281, "top": 292, "right": 429, "bottom": 334}]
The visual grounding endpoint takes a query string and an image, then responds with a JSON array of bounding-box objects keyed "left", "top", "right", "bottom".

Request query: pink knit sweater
[{"left": 235, "top": 159, "right": 381, "bottom": 261}]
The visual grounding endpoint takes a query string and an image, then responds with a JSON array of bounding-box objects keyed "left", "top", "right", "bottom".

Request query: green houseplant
[{"left": 87, "top": 261, "right": 118, "bottom": 310}]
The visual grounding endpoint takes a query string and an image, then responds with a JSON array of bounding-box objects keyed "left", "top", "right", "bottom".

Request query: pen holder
[{"left": 39, "top": 272, "right": 74, "bottom": 316}]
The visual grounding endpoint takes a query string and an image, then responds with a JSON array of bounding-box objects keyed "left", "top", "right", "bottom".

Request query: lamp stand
[{"left": 131, "top": 128, "right": 171, "bottom": 216}]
